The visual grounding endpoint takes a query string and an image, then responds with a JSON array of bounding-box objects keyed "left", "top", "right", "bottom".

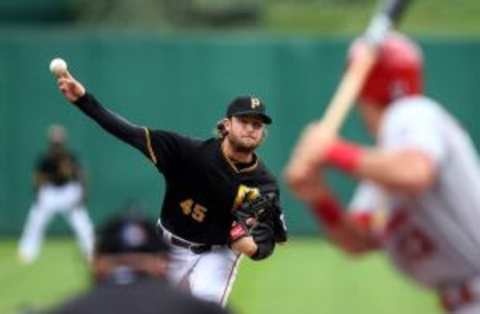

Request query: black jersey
[
  {"left": 146, "top": 130, "right": 286, "bottom": 244},
  {"left": 36, "top": 150, "right": 80, "bottom": 186},
  {"left": 74, "top": 93, "right": 287, "bottom": 245}
]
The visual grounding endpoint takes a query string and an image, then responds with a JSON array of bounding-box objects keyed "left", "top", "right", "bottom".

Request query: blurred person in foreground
[
  {"left": 18, "top": 124, "right": 94, "bottom": 264},
  {"left": 285, "top": 32, "right": 480, "bottom": 314},
  {"left": 49, "top": 213, "right": 230, "bottom": 314},
  {"left": 52, "top": 66, "right": 287, "bottom": 306}
]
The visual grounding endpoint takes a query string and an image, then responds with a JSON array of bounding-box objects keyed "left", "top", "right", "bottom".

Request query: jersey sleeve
[
  {"left": 74, "top": 93, "right": 201, "bottom": 173},
  {"left": 74, "top": 93, "right": 147, "bottom": 154},
  {"left": 146, "top": 129, "right": 200, "bottom": 174},
  {"left": 380, "top": 101, "right": 447, "bottom": 164}
]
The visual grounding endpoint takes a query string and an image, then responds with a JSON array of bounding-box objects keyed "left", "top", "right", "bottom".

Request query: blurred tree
[
  {"left": 0, "top": 0, "right": 74, "bottom": 24},
  {"left": 1, "top": 0, "right": 477, "bottom": 36},
  {"left": 71, "top": 0, "right": 170, "bottom": 28},
  {"left": 71, "top": 0, "right": 262, "bottom": 29},
  {"left": 68, "top": 0, "right": 380, "bottom": 30},
  {"left": 183, "top": 0, "right": 261, "bottom": 27}
]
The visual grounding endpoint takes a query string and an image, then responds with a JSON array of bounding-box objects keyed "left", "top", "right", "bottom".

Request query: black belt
[
  {"left": 156, "top": 226, "right": 213, "bottom": 254},
  {"left": 169, "top": 236, "right": 213, "bottom": 254}
]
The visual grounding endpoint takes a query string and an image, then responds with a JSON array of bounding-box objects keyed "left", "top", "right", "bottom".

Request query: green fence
[{"left": 0, "top": 31, "right": 479, "bottom": 235}]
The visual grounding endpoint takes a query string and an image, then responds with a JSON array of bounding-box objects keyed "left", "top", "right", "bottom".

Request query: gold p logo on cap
[{"left": 251, "top": 97, "right": 261, "bottom": 109}]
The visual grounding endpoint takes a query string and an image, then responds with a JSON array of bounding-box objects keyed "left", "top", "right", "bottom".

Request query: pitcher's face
[{"left": 225, "top": 116, "right": 265, "bottom": 153}]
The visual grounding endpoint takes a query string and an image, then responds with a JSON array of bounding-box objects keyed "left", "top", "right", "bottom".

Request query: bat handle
[
  {"left": 321, "top": 45, "right": 377, "bottom": 133},
  {"left": 364, "top": 14, "right": 392, "bottom": 45},
  {"left": 365, "top": 0, "right": 412, "bottom": 45}
]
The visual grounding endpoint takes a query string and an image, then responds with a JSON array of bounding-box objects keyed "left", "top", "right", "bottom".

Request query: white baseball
[{"left": 49, "top": 58, "right": 68, "bottom": 77}]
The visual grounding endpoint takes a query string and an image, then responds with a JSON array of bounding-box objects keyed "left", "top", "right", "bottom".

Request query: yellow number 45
[{"left": 180, "top": 199, "right": 207, "bottom": 223}]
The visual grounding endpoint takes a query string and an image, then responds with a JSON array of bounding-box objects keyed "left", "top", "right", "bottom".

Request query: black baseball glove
[
  {"left": 230, "top": 193, "right": 276, "bottom": 242},
  {"left": 250, "top": 222, "right": 275, "bottom": 261}
]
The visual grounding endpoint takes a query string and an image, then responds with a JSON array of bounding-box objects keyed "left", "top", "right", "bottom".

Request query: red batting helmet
[{"left": 349, "top": 33, "right": 423, "bottom": 107}]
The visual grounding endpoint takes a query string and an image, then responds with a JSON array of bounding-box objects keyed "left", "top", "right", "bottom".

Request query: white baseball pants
[
  {"left": 18, "top": 182, "right": 94, "bottom": 264},
  {"left": 159, "top": 225, "right": 242, "bottom": 306}
]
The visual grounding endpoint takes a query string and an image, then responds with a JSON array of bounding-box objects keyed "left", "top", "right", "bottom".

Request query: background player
[
  {"left": 49, "top": 213, "right": 231, "bottom": 314},
  {"left": 285, "top": 32, "right": 480, "bottom": 314},
  {"left": 18, "top": 124, "right": 94, "bottom": 264},
  {"left": 53, "top": 68, "right": 287, "bottom": 305}
]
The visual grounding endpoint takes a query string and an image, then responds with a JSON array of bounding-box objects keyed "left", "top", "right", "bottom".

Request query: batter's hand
[
  {"left": 327, "top": 217, "right": 381, "bottom": 255},
  {"left": 284, "top": 121, "right": 335, "bottom": 203},
  {"left": 57, "top": 71, "right": 86, "bottom": 103}
]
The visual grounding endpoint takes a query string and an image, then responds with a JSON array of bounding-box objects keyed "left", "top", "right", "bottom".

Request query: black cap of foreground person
[
  {"left": 48, "top": 213, "right": 231, "bottom": 314},
  {"left": 95, "top": 214, "right": 169, "bottom": 255}
]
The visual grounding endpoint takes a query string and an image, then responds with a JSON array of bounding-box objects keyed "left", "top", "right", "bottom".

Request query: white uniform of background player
[
  {"left": 351, "top": 96, "right": 480, "bottom": 314},
  {"left": 18, "top": 125, "right": 94, "bottom": 264},
  {"left": 286, "top": 33, "right": 480, "bottom": 314}
]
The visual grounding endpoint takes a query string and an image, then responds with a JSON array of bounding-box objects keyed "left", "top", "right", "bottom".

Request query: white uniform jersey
[{"left": 349, "top": 96, "right": 480, "bottom": 288}]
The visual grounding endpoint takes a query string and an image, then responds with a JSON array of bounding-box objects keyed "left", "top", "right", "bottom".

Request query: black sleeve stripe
[{"left": 144, "top": 127, "right": 158, "bottom": 165}]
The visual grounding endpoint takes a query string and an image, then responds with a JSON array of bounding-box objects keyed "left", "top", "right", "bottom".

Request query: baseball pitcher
[{"left": 53, "top": 70, "right": 287, "bottom": 306}]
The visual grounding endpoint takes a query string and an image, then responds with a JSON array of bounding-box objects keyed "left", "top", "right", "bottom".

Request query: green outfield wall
[{"left": 0, "top": 31, "right": 478, "bottom": 235}]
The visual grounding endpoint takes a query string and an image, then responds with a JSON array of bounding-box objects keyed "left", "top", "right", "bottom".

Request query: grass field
[{"left": 0, "top": 237, "right": 440, "bottom": 314}]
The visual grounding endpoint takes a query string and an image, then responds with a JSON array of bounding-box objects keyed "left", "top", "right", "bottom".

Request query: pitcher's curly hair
[{"left": 215, "top": 119, "right": 229, "bottom": 139}]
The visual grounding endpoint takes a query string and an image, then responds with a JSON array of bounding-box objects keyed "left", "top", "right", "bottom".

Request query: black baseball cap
[
  {"left": 95, "top": 214, "right": 169, "bottom": 255},
  {"left": 226, "top": 96, "right": 272, "bottom": 124}
]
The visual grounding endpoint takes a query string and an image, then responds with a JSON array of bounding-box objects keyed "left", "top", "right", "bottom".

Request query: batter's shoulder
[{"left": 386, "top": 96, "right": 444, "bottom": 122}]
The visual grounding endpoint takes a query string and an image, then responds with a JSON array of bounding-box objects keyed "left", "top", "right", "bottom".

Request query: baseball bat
[{"left": 320, "top": 0, "right": 412, "bottom": 134}]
